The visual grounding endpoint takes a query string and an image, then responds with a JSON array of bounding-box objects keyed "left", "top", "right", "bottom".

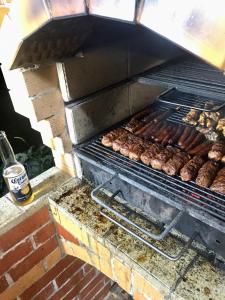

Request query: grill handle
[
  {"left": 101, "top": 210, "right": 197, "bottom": 261},
  {"left": 91, "top": 174, "right": 184, "bottom": 242}
]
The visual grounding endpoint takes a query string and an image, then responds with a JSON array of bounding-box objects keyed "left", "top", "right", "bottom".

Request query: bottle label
[{"left": 7, "top": 171, "right": 32, "bottom": 202}]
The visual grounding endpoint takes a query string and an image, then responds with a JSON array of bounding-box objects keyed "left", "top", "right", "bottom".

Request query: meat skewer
[
  {"left": 162, "top": 151, "right": 190, "bottom": 176},
  {"left": 185, "top": 133, "right": 205, "bottom": 152},
  {"left": 208, "top": 142, "right": 225, "bottom": 162},
  {"left": 210, "top": 168, "right": 225, "bottom": 195},
  {"left": 188, "top": 141, "right": 213, "bottom": 156},
  {"left": 178, "top": 126, "right": 193, "bottom": 148},
  {"left": 196, "top": 161, "right": 219, "bottom": 188},
  {"left": 180, "top": 155, "right": 205, "bottom": 181},
  {"left": 101, "top": 128, "right": 128, "bottom": 147}
]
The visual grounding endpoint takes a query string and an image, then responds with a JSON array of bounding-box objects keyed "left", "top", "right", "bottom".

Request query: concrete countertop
[{"left": 0, "top": 167, "right": 225, "bottom": 299}]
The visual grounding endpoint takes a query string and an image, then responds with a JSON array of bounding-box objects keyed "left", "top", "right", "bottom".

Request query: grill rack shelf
[
  {"left": 137, "top": 58, "right": 225, "bottom": 111},
  {"left": 75, "top": 100, "right": 225, "bottom": 234}
]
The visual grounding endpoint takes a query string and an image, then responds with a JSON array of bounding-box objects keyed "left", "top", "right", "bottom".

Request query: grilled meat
[
  {"left": 120, "top": 135, "right": 143, "bottom": 157},
  {"left": 185, "top": 132, "right": 205, "bottom": 151},
  {"left": 188, "top": 141, "right": 213, "bottom": 156},
  {"left": 152, "top": 122, "right": 168, "bottom": 141},
  {"left": 210, "top": 167, "right": 225, "bottom": 194},
  {"left": 125, "top": 119, "right": 143, "bottom": 133},
  {"left": 112, "top": 133, "right": 131, "bottom": 152},
  {"left": 167, "top": 125, "right": 184, "bottom": 145},
  {"left": 150, "top": 146, "right": 178, "bottom": 170},
  {"left": 216, "top": 118, "right": 225, "bottom": 132},
  {"left": 178, "top": 126, "right": 193, "bottom": 148},
  {"left": 162, "top": 151, "right": 190, "bottom": 176},
  {"left": 131, "top": 108, "right": 151, "bottom": 121},
  {"left": 102, "top": 128, "right": 128, "bottom": 147},
  {"left": 182, "top": 109, "right": 200, "bottom": 125},
  {"left": 180, "top": 155, "right": 205, "bottom": 181},
  {"left": 141, "top": 110, "right": 162, "bottom": 124},
  {"left": 140, "top": 144, "right": 163, "bottom": 166},
  {"left": 181, "top": 128, "right": 198, "bottom": 149},
  {"left": 142, "top": 121, "right": 164, "bottom": 140},
  {"left": 208, "top": 142, "right": 225, "bottom": 161},
  {"left": 196, "top": 161, "right": 219, "bottom": 188},
  {"left": 129, "top": 144, "right": 145, "bottom": 161},
  {"left": 161, "top": 125, "right": 178, "bottom": 146}
]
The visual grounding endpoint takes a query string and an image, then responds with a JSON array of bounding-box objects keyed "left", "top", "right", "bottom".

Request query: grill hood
[{"left": 1, "top": 0, "right": 225, "bottom": 70}]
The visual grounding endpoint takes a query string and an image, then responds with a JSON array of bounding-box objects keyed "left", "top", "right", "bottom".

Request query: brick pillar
[
  {"left": 1, "top": 64, "right": 76, "bottom": 177},
  {"left": 0, "top": 207, "right": 112, "bottom": 300}
]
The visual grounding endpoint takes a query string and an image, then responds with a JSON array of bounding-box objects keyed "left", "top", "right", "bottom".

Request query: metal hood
[{"left": 1, "top": 0, "right": 225, "bottom": 70}]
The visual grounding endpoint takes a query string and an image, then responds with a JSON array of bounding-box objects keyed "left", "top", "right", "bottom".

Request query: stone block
[
  {"left": 66, "top": 83, "right": 130, "bottom": 144},
  {"left": 57, "top": 41, "right": 127, "bottom": 101}
]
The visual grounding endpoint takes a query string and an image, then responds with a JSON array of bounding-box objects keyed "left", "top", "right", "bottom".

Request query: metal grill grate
[
  {"left": 77, "top": 137, "right": 225, "bottom": 222},
  {"left": 137, "top": 58, "right": 225, "bottom": 105}
]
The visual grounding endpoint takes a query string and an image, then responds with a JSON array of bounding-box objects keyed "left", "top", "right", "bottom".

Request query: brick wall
[{"left": 0, "top": 207, "right": 112, "bottom": 300}]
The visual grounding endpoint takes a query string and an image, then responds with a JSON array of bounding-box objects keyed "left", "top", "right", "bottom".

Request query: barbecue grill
[{"left": 2, "top": 0, "right": 225, "bottom": 269}]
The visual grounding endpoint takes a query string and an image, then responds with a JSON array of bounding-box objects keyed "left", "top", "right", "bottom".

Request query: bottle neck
[{"left": 0, "top": 132, "right": 17, "bottom": 168}]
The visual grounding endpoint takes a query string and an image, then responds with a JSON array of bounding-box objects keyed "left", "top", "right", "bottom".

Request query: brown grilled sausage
[
  {"left": 185, "top": 133, "right": 205, "bottom": 152},
  {"left": 131, "top": 108, "right": 151, "bottom": 121},
  {"left": 135, "top": 121, "right": 154, "bottom": 136},
  {"left": 181, "top": 128, "right": 198, "bottom": 149},
  {"left": 151, "top": 122, "right": 167, "bottom": 139},
  {"left": 167, "top": 124, "right": 185, "bottom": 145},
  {"left": 178, "top": 126, "right": 193, "bottom": 147},
  {"left": 161, "top": 125, "right": 178, "bottom": 146},
  {"left": 153, "top": 109, "right": 174, "bottom": 124},
  {"left": 208, "top": 142, "right": 225, "bottom": 161},
  {"left": 142, "top": 110, "right": 162, "bottom": 123},
  {"left": 180, "top": 155, "right": 205, "bottom": 181},
  {"left": 162, "top": 151, "right": 190, "bottom": 176},
  {"left": 188, "top": 141, "right": 213, "bottom": 156},
  {"left": 153, "top": 122, "right": 168, "bottom": 141},
  {"left": 102, "top": 128, "right": 128, "bottom": 147},
  {"left": 156, "top": 125, "right": 173, "bottom": 143},
  {"left": 196, "top": 161, "right": 219, "bottom": 188},
  {"left": 141, "top": 122, "right": 163, "bottom": 139}
]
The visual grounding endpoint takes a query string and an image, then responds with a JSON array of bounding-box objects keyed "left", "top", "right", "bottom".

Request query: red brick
[
  {"left": 93, "top": 282, "right": 111, "bottom": 300},
  {"left": 82, "top": 278, "right": 105, "bottom": 300},
  {"left": 0, "top": 239, "right": 33, "bottom": 275},
  {"left": 0, "top": 207, "right": 50, "bottom": 252},
  {"left": 49, "top": 270, "right": 84, "bottom": 300},
  {"left": 55, "top": 223, "right": 79, "bottom": 244},
  {"left": 32, "top": 283, "right": 55, "bottom": 300},
  {"left": 79, "top": 273, "right": 106, "bottom": 300},
  {"left": 20, "top": 255, "right": 75, "bottom": 300},
  {"left": 0, "top": 275, "right": 8, "bottom": 293},
  {"left": 56, "top": 258, "right": 84, "bottom": 287},
  {"left": 33, "top": 223, "right": 56, "bottom": 246},
  {"left": 83, "top": 264, "right": 93, "bottom": 275},
  {"left": 10, "top": 236, "right": 57, "bottom": 281},
  {"left": 63, "top": 269, "right": 96, "bottom": 300}
]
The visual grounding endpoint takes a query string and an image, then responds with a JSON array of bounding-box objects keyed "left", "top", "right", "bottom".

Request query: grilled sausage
[
  {"left": 142, "top": 110, "right": 162, "bottom": 123},
  {"left": 135, "top": 121, "right": 154, "bottom": 136},
  {"left": 208, "top": 142, "right": 225, "bottom": 161},
  {"left": 178, "top": 126, "right": 193, "bottom": 148},
  {"left": 102, "top": 128, "right": 128, "bottom": 147},
  {"left": 162, "top": 152, "right": 190, "bottom": 176},
  {"left": 188, "top": 141, "right": 213, "bottom": 156},
  {"left": 181, "top": 128, "right": 198, "bottom": 149},
  {"left": 153, "top": 122, "right": 168, "bottom": 141},
  {"left": 161, "top": 125, "right": 178, "bottom": 146},
  {"left": 180, "top": 155, "right": 205, "bottom": 181},
  {"left": 167, "top": 124, "right": 185, "bottom": 145},
  {"left": 131, "top": 108, "right": 151, "bottom": 121},
  {"left": 141, "top": 122, "right": 163, "bottom": 140},
  {"left": 196, "top": 161, "right": 219, "bottom": 188},
  {"left": 185, "top": 133, "right": 206, "bottom": 152}
]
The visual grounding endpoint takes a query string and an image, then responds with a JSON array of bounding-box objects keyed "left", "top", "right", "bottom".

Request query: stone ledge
[{"left": 0, "top": 168, "right": 225, "bottom": 300}]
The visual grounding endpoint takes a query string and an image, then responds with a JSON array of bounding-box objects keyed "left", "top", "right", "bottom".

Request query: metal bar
[
  {"left": 101, "top": 210, "right": 198, "bottom": 261},
  {"left": 91, "top": 175, "right": 185, "bottom": 241}
]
